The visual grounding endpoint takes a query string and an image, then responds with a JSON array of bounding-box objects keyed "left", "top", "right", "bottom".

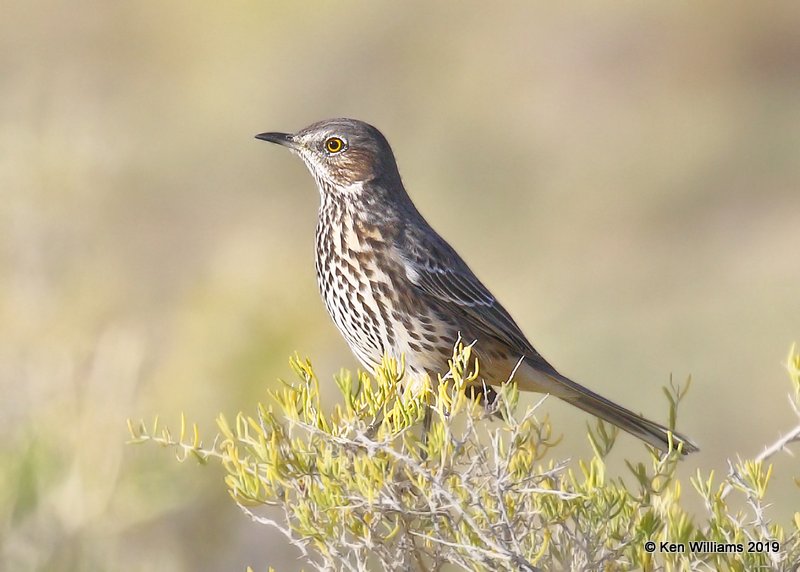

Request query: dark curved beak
[{"left": 255, "top": 132, "right": 297, "bottom": 149}]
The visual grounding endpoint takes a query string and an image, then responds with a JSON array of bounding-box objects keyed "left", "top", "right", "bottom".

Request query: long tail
[{"left": 546, "top": 372, "right": 699, "bottom": 455}]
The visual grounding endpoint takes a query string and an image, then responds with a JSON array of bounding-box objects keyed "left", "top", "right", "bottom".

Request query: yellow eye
[{"left": 325, "top": 137, "right": 345, "bottom": 154}]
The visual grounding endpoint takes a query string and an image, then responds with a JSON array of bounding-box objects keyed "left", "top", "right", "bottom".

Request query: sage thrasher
[{"left": 256, "top": 118, "right": 698, "bottom": 454}]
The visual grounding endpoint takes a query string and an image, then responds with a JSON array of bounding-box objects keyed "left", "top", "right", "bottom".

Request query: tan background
[{"left": 2, "top": 2, "right": 799, "bottom": 570}]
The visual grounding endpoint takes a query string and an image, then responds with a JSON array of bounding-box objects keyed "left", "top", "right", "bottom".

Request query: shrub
[{"left": 129, "top": 344, "right": 800, "bottom": 571}]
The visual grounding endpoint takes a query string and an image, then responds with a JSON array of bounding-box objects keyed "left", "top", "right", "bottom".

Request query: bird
[{"left": 255, "top": 118, "right": 698, "bottom": 455}]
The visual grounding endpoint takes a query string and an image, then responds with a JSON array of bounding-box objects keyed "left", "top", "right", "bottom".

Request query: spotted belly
[
  {"left": 316, "top": 261, "right": 459, "bottom": 382},
  {"left": 315, "top": 208, "right": 469, "bottom": 386}
]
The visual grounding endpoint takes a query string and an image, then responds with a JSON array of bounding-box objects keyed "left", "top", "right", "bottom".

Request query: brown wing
[{"left": 396, "top": 237, "right": 560, "bottom": 378}]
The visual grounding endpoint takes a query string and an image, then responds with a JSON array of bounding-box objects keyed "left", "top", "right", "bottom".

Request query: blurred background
[{"left": 2, "top": 1, "right": 799, "bottom": 570}]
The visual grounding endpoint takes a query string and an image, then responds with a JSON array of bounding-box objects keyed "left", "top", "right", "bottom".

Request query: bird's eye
[{"left": 325, "top": 137, "right": 345, "bottom": 154}]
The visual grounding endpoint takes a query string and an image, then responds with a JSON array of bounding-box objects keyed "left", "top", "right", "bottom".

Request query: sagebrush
[{"left": 130, "top": 344, "right": 800, "bottom": 571}]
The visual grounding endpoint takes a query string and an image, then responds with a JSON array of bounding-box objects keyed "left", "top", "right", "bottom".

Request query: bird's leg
[
  {"left": 365, "top": 409, "right": 385, "bottom": 440},
  {"left": 420, "top": 406, "right": 433, "bottom": 460},
  {"left": 465, "top": 382, "right": 501, "bottom": 417}
]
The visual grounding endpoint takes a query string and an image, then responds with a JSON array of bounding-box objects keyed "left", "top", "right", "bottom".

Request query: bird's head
[{"left": 256, "top": 118, "right": 401, "bottom": 197}]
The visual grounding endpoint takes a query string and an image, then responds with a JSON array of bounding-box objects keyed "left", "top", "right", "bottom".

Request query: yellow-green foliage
[{"left": 130, "top": 345, "right": 800, "bottom": 571}]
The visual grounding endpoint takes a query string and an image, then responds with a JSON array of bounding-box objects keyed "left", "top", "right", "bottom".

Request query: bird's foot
[{"left": 465, "top": 383, "right": 502, "bottom": 418}]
